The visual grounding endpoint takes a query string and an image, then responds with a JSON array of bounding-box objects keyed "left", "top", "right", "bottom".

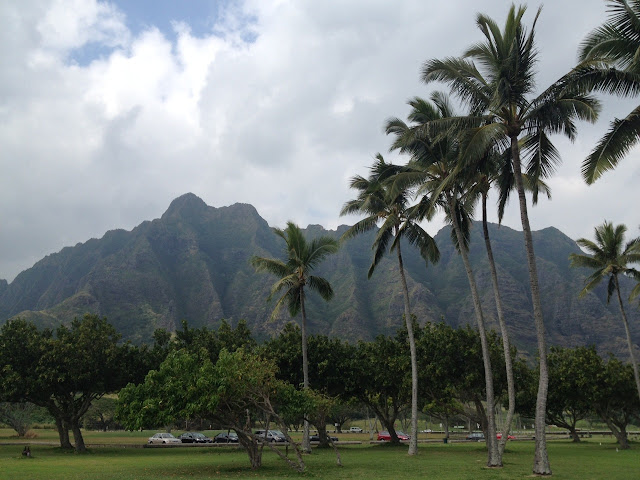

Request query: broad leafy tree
[
  {"left": 0, "top": 314, "right": 144, "bottom": 452},
  {"left": 569, "top": 221, "right": 640, "bottom": 401},
  {"left": 578, "top": 0, "right": 640, "bottom": 183},
  {"left": 545, "top": 346, "right": 602, "bottom": 442},
  {"left": 421, "top": 5, "right": 600, "bottom": 474},
  {"left": 340, "top": 154, "right": 439, "bottom": 454},
  {"left": 117, "top": 348, "right": 310, "bottom": 471},
  {"left": 593, "top": 355, "right": 640, "bottom": 449},
  {"left": 251, "top": 222, "right": 339, "bottom": 452}
]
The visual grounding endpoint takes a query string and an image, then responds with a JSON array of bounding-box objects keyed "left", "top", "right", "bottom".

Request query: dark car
[
  {"left": 377, "top": 431, "right": 410, "bottom": 441},
  {"left": 466, "top": 432, "right": 485, "bottom": 441},
  {"left": 254, "top": 429, "right": 287, "bottom": 442},
  {"left": 310, "top": 434, "right": 338, "bottom": 442},
  {"left": 214, "top": 432, "right": 239, "bottom": 443},
  {"left": 178, "top": 432, "right": 212, "bottom": 443}
]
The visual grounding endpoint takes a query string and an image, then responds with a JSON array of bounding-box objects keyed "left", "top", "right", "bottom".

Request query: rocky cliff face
[{"left": 1, "top": 193, "right": 638, "bottom": 358}]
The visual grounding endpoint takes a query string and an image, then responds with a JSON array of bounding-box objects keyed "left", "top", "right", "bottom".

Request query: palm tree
[
  {"left": 577, "top": 0, "right": 640, "bottom": 183},
  {"left": 386, "top": 92, "right": 501, "bottom": 466},
  {"left": 340, "top": 154, "right": 439, "bottom": 455},
  {"left": 251, "top": 222, "right": 339, "bottom": 453},
  {"left": 569, "top": 221, "right": 640, "bottom": 401},
  {"left": 421, "top": 5, "right": 600, "bottom": 474}
]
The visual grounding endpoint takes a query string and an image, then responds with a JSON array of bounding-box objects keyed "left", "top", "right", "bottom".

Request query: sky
[{"left": 1, "top": 0, "right": 638, "bottom": 283}]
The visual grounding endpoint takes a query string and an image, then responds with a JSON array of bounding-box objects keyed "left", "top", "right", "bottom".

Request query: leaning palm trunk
[
  {"left": 482, "top": 193, "right": 516, "bottom": 457},
  {"left": 396, "top": 240, "right": 419, "bottom": 455},
  {"left": 300, "top": 291, "right": 312, "bottom": 454},
  {"left": 449, "top": 198, "right": 500, "bottom": 467},
  {"left": 511, "top": 138, "right": 551, "bottom": 475},
  {"left": 614, "top": 275, "right": 640, "bottom": 402}
]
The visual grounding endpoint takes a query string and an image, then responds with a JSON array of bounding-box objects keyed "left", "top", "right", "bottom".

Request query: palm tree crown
[
  {"left": 577, "top": 0, "right": 640, "bottom": 183},
  {"left": 569, "top": 221, "right": 640, "bottom": 300},
  {"left": 251, "top": 222, "right": 338, "bottom": 318}
]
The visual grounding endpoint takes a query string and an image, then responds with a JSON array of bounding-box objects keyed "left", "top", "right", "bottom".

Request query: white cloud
[{"left": 0, "top": 0, "right": 638, "bottom": 282}]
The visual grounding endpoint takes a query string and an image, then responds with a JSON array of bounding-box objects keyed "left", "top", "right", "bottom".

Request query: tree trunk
[
  {"left": 602, "top": 417, "right": 630, "bottom": 450},
  {"left": 54, "top": 417, "right": 73, "bottom": 449},
  {"left": 396, "top": 240, "right": 419, "bottom": 455},
  {"left": 569, "top": 428, "right": 581, "bottom": 443},
  {"left": 614, "top": 275, "right": 640, "bottom": 403},
  {"left": 482, "top": 192, "right": 516, "bottom": 457},
  {"left": 511, "top": 136, "right": 551, "bottom": 475},
  {"left": 237, "top": 431, "right": 262, "bottom": 469},
  {"left": 72, "top": 419, "right": 87, "bottom": 453},
  {"left": 449, "top": 198, "right": 500, "bottom": 467},
  {"left": 299, "top": 290, "right": 312, "bottom": 454}
]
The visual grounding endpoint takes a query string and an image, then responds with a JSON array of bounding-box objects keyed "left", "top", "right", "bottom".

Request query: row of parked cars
[
  {"left": 148, "top": 431, "right": 238, "bottom": 444},
  {"left": 148, "top": 429, "right": 342, "bottom": 445}
]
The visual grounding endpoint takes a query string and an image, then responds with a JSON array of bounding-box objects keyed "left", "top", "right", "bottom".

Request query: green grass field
[{"left": 1, "top": 430, "right": 638, "bottom": 480}]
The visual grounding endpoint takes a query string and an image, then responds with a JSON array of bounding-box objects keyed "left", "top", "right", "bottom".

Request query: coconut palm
[
  {"left": 569, "top": 221, "right": 640, "bottom": 401},
  {"left": 577, "top": 0, "right": 640, "bottom": 183},
  {"left": 386, "top": 92, "right": 501, "bottom": 466},
  {"left": 340, "top": 154, "right": 439, "bottom": 455},
  {"left": 421, "top": 5, "right": 600, "bottom": 474},
  {"left": 251, "top": 222, "right": 339, "bottom": 453}
]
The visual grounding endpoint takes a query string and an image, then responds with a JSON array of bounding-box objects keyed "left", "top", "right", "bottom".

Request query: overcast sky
[{"left": 1, "top": 0, "right": 638, "bottom": 283}]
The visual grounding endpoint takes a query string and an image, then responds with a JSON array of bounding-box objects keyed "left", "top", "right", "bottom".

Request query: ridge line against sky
[{"left": 1, "top": 0, "right": 638, "bottom": 282}]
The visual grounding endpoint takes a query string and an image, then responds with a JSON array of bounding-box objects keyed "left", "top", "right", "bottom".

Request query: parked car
[
  {"left": 349, "top": 427, "right": 363, "bottom": 433},
  {"left": 254, "top": 429, "right": 287, "bottom": 442},
  {"left": 148, "top": 432, "right": 181, "bottom": 444},
  {"left": 496, "top": 433, "right": 516, "bottom": 440},
  {"left": 377, "top": 431, "right": 410, "bottom": 441},
  {"left": 214, "top": 432, "right": 239, "bottom": 443},
  {"left": 466, "top": 432, "right": 485, "bottom": 441},
  {"left": 310, "top": 434, "right": 338, "bottom": 442},
  {"left": 178, "top": 432, "right": 212, "bottom": 443}
]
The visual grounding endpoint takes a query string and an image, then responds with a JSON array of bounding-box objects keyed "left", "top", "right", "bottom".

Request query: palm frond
[{"left": 582, "top": 104, "right": 640, "bottom": 183}]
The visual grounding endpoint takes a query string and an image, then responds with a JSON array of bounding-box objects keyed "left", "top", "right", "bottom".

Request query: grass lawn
[{"left": 1, "top": 431, "right": 639, "bottom": 480}]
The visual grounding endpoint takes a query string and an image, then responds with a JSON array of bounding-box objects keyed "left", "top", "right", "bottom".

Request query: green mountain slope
[{"left": 0, "top": 193, "right": 638, "bottom": 358}]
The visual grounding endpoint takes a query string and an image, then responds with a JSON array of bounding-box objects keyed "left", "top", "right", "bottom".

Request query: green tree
[
  {"left": 340, "top": 154, "right": 439, "bottom": 455},
  {"left": 346, "top": 332, "right": 411, "bottom": 444},
  {"left": 569, "top": 221, "right": 640, "bottom": 401},
  {"left": 262, "top": 323, "right": 358, "bottom": 447},
  {"left": 545, "top": 346, "right": 602, "bottom": 442},
  {"left": 0, "top": 402, "right": 36, "bottom": 437},
  {"left": 593, "top": 355, "right": 640, "bottom": 449},
  {"left": 577, "top": 0, "right": 640, "bottom": 183},
  {"left": 117, "top": 348, "right": 309, "bottom": 471},
  {"left": 251, "top": 222, "right": 339, "bottom": 453},
  {"left": 421, "top": 5, "right": 600, "bottom": 474},
  {"left": 0, "top": 314, "right": 144, "bottom": 452}
]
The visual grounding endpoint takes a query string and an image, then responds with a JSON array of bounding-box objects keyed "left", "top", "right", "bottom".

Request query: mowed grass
[{"left": 1, "top": 433, "right": 639, "bottom": 480}]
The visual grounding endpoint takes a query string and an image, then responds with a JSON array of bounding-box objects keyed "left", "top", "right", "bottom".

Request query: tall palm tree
[
  {"left": 340, "top": 154, "right": 439, "bottom": 455},
  {"left": 421, "top": 5, "right": 600, "bottom": 474},
  {"left": 251, "top": 222, "right": 339, "bottom": 453},
  {"left": 569, "top": 221, "right": 640, "bottom": 401},
  {"left": 577, "top": 0, "right": 640, "bottom": 183},
  {"left": 386, "top": 92, "right": 501, "bottom": 466}
]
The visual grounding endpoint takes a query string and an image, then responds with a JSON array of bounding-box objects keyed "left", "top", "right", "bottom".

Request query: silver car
[{"left": 148, "top": 432, "right": 181, "bottom": 444}]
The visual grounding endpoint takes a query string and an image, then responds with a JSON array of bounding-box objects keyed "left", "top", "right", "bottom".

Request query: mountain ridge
[{"left": 0, "top": 193, "right": 638, "bottom": 359}]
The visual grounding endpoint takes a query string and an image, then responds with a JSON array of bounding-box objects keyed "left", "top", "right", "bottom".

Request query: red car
[
  {"left": 377, "top": 431, "right": 410, "bottom": 441},
  {"left": 496, "top": 433, "right": 516, "bottom": 440}
]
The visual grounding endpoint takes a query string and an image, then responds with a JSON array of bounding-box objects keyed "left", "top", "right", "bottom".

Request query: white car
[
  {"left": 349, "top": 427, "right": 363, "bottom": 433},
  {"left": 148, "top": 432, "right": 181, "bottom": 444}
]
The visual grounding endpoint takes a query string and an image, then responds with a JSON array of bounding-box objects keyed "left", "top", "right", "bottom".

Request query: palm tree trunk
[
  {"left": 482, "top": 192, "right": 516, "bottom": 457},
  {"left": 614, "top": 275, "right": 640, "bottom": 402},
  {"left": 396, "top": 240, "right": 419, "bottom": 455},
  {"left": 449, "top": 198, "right": 500, "bottom": 467},
  {"left": 511, "top": 136, "right": 551, "bottom": 475},
  {"left": 300, "top": 288, "right": 312, "bottom": 454}
]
